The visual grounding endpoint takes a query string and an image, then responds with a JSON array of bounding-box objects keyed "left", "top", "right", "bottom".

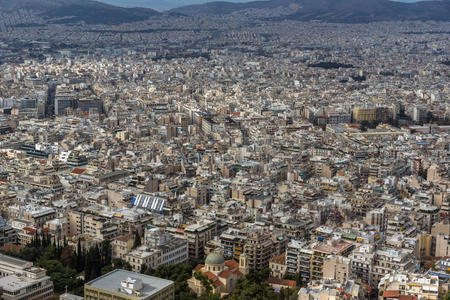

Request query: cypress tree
[
  {"left": 76, "top": 238, "right": 83, "bottom": 272},
  {"left": 84, "top": 253, "right": 93, "bottom": 282},
  {"left": 133, "top": 231, "right": 141, "bottom": 248},
  {"left": 92, "top": 245, "right": 102, "bottom": 279}
]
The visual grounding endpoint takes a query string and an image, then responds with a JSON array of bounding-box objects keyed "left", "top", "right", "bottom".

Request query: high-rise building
[
  {"left": 243, "top": 230, "right": 275, "bottom": 270},
  {"left": 311, "top": 239, "right": 354, "bottom": 280},
  {"left": 54, "top": 88, "right": 76, "bottom": 115},
  {"left": 77, "top": 97, "right": 101, "bottom": 115},
  {"left": 371, "top": 248, "right": 418, "bottom": 288},
  {"left": 349, "top": 244, "right": 375, "bottom": 287},
  {"left": 183, "top": 220, "right": 216, "bottom": 259},
  {"left": 412, "top": 105, "right": 427, "bottom": 123},
  {"left": 353, "top": 105, "right": 377, "bottom": 122}
]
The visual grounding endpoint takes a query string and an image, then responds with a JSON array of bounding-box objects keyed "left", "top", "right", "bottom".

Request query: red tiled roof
[
  {"left": 23, "top": 227, "right": 37, "bottom": 234},
  {"left": 114, "top": 234, "right": 133, "bottom": 242},
  {"left": 233, "top": 269, "right": 243, "bottom": 276},
  {"left": 361, "top": 283, "right": 372, "bottom": 293},
  {"left": 399, "top": 296, "right": 417, "bottom": 300},
  {"left": 71, "top": 168, "right": 86, "bottom": 175},
  {"left": 224, "top": 259, "right": 238, "bottom": 269},
  {"left": 0, "top": 244, "right": 21, "bottom": 252},
  {"left": 270, "top": 253, "right": 286, "bottom": 265},
  {"left": 203, "top": 271, "right": 217, "bottom": 280},
  {"left": 194, "top": 264, "right": 204, "bottom": 271},
  {"left": 266, "top": 277, "right": 296, "bottom": 287},
  {"left": 341, "top": 293, "right": 352, "bottom": 299},
  {"left": 219, "top": 270, "right": 231, "bottom": 279},
  {"left": 213, "top": 280, "right": 223, "bottom": 287},
  {"left": 382, "top": 290, "right": 400, "bottom": 298}
]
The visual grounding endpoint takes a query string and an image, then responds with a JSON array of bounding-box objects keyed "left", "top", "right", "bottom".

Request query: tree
[
  {"left": 92, "top": 245, "right": 102, "bottom": 279},
  {"left": 133, "top": 231, "right": 141, "bottom": 248},
  {"left": 279, "top": 288, "right": 285, "bottom": 300},
  {"left": 76, "top": 238, "right": 83, "bottom": 272},
  {"left": 60, "top": 245, "right": 76, "bottom": 269},
  {"left": 229, "top": 269, "right": 276, "bottom": 300},
  {"left": 194, "top": 271, "right": 213, "bottom": 296},
  {"left": 111, "top": 258, "right": 132, "bottom": 271},
  {"left": 144, "top": 263, "right": 197, "bottom": 300},
  {"left": 101, "top": 240, "right": 111, "bottom": 266},
  {"left": 360, "top": 120, "right": 369, "bottom": 132},
  {"left": 84, "top": 252, "right": 93, "bottom": 282},
  {"left": 1, "top": 234, "right": 85, "bottom": 295}
]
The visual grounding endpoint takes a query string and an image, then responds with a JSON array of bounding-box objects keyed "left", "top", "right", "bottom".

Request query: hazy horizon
[
  {"left": 98, "top": 0, "right": 431, "bottom": 11},
  {"left": 98, "top": 0, "right": 253, "bottom": 11}
]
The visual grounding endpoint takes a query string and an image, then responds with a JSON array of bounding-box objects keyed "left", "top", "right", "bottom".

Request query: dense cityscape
[{"left": 0, "top": 1, "right": 449, "bottom": 300}]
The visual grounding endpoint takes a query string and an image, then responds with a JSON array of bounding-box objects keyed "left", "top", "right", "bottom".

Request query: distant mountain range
[
  {"left": 0, "top": 0, "right": 448, "bottom": 24},
  {"left": 98, "top": 0, "right": 252, "bottom": 12},
  {"left": 169, "top": 0, "right": 450, "bottom": 22},
  {"left": 97, "top": 0, "right": 436, "bottom": 11},
  {"left": 0, "top": 0, "right": 159, "bottom": 24}
]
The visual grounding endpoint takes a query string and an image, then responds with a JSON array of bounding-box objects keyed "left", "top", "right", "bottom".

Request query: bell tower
[{"left": 239, "top": 253, "right": 249, "bottom": 275}]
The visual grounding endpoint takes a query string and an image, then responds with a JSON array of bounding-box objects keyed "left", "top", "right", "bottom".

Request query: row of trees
[
  {"left": 1, "top": 233, "right": 132, "bottom": 296},
  {"left": 229, "top": 269, "right": 298, "bottom": 300},
  {"left": 2, "top": 233, "right": 298, "bottom": 299}
]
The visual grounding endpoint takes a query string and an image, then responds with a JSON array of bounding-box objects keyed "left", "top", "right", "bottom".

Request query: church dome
[{"left": 205, "top": 252, "right": 225, "bottom": 265}]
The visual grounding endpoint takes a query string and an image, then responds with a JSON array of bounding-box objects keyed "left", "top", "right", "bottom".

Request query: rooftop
[
  {"left": 0, "top": 274, "right": 51, "bottom": 292},
  {"left": 313, "top": 239, "right": 353, "bottom": 254},
  {"left": 0, "top": 253, "right": 32, "bottom": 270},
  {"left": 85, "top": 269, "right": 173, "bottom": 299}
]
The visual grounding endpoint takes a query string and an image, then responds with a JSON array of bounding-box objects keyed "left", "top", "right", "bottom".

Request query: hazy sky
[
  {"left": 99, "top": 0, "right": 428, "bottom": 11},
  {"left": 99, "top": 0, "right": 252, "bottom": 11}
]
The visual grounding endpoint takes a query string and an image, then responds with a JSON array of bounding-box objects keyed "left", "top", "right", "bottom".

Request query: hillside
[
  {"left": 169, "top": 0, "right": 450, "bottom": 22},
  {"left": 0, "top": 0, "right": 160, "bottom": 24}
]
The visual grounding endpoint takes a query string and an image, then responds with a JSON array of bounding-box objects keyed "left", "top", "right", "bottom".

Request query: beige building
[
  {"left": 84, "top": 269, "right": 174, "bottom": 300},
  {"left": 244, "top": 231, "right": 277, "bottom": 270},
  {"left": 23, "top": 207, "right": 56, "bottom": 228},
  {"left": 0, "top": 254, "right": 54, "bottom": 300},
  {"left": 112, "top": 234, "right": 135, "bottom": 259},
  {"left": 322, "top": 255, "right": 350, "bottom": 284},
  {"left": 371, "top": 248, "right": 418, "bottom": 289},
  {"left": 67, "top": 210, "right": 83, "bottom": 237},
  {"left": 353, "top": 106, "right": 377, "bottom": 122},
  {"left": 298, "top": 279, "right": 366, "bottom": 300},
  {"left": 364, "top": 207, "right": 386, "bottom": 232},
  {"left": 435, "top": 233, "right": 450, "bottom": 257},
  {"left": 44, "top": 217, "right": 69, "bottom": 242},
  {"left": 67, "top": 235, "right": 102, "bottom": 254},
  {"left": 432, "top": 220, "right": 450, "bottom": 258},
  {"left": 183, "top": 220, "right": 216, "bottom": 259},
  {"left": 417, "top": 233, "right": 433, "bottom": 258},
  {"left": 311, "top": 239, "right": 354, "bottom": 280},
  {"left": 269, "top": 253, "right": 286, "bottom": 279},
  {"left": 125, "top": 247, "right": 162, "bottom": 273},
  {"left": 67, "top": 211, "right": 118, "bottom": 240},
  {"left": 8, "top": 205, "right": 56, "bottom": 229},
  {"left": 379, "top": 273, "right": 439, "bottom": 300}
]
